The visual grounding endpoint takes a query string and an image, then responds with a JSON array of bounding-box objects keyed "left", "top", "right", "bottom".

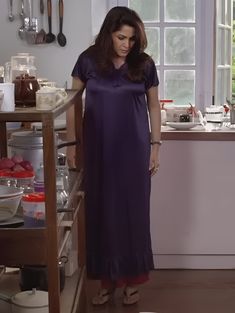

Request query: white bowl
[
  {"left": 0, "top": 185, "right": 23, "bottom": 199},
  {"left": 0, "top": 194, "right": 22, "bottom": 221}
]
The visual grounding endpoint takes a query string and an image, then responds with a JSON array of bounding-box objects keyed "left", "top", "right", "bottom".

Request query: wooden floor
[{"left": 86, "top": 269, "right": 235, "bottom": 313}]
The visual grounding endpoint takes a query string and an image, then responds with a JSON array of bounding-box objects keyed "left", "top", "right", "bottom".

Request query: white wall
[{"left": 0, "top": 0, "right": 92, "bottom": 88}]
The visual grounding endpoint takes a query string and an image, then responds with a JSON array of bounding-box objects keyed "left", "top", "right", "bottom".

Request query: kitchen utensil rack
[{"left": 0, "top": 90, "right": 86, "bottom": 313}]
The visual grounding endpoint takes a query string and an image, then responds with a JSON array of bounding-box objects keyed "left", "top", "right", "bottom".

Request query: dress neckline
[{"left": 112, "top": 62, "right": 127, "bottom": 71}]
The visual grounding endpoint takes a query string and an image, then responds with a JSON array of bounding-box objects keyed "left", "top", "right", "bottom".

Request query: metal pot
[
  {"left": 19, "top": 256, "right": 68, "bottom": 292},
  {"left": 8, "top": 130, "right": 58, "bottom": 172},
  {"left": 0, "top": 289, "right": 48, "bottom": 313},
  {"left": 11, "top": 289, "right": 48, "bottom": 313}
]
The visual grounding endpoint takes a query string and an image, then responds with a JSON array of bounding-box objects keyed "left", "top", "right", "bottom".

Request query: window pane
[
  {"left": 165, "top": 0, "right": 195, "bottom": 22},
  {"left": 217, "top": 28, "right": 223, "bottom": 65},
  {"left": 225, "top": 69, "right": 231, "bottom": 101},
  {"left": 129, "top": 0, "right": 159, "bottom": 21},
  {"left": 216, "top": 69, "right": 224, "bottom": 105},
  {"left": 145, "top": 27, "right": 160, "bottom": 64},
  {"left": 165, "top": 70, "right": 195, "bottom": 105},
  {"left": 225, "top": 0, "right": 231, "bottom": 26},
  {"left": 217, "top": 0, "right": 223, "bottom": 24},
  {"left": 165, "top": 28, "right": 195, "bottom": 65},
  {"left": 225, "top": 29, "right": 231, "bottom": 65}
]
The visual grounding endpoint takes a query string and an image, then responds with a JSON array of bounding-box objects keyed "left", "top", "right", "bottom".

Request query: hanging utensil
[
  {"left": 18, "top": 0, "right": 26, "bottom": 40},
  {"left": 8, "top": 0, "right": 14, "bottom": 21},
  {"left": 25, "top": 0, "right": 38, "bottom": 44},
  {"left": 35, "top": 0, "right": 46, "bottom": 44},
  {"left": 45, "top": 0, "right": 55, "bottom": 43},
  {"left": 57, "top": 0, "right": 67, "bottom": 47}
]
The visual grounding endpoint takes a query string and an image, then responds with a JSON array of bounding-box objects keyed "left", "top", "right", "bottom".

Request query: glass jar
[
  {"left": 0, "top": 175, "right": 17, "bottom": 187},
  {"left": 56, "top": 166, "right": 69, "bottom": 208},
  {"left": 11, "top": 171, "right": 35, "bottom": 193},
  {"left": 11, "top": 54, "right": 37, "bottom": 82}
]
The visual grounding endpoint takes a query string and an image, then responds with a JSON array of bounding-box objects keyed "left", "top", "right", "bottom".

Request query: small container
[
  {"left": 11, "top": 54, "right": 37, "bottom": 81},
  {"left": 36, "top": 88, "right": 57, "bottom": 110},
  {"left": 22, "top": 192, "right": 45, "bottom": 227},
  {"left": 34, "top": 181, "right": 45, "bottom": 193},
  {"left": 0, "top": 66, "right": 4, "bottom": 83},
  {"left": 179, "top": 114, "right": 190, "bottom": 122}
]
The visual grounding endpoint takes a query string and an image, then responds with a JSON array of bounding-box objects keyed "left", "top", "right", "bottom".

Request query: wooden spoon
[
  {"left": 57, "top": 0, "right": 67, "bottom": 47},
  {"left": 45, "top": 0, "right": 55, "bottom": 43}
]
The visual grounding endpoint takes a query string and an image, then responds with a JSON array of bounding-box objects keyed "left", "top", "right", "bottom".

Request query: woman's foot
[
  {"left": 123, "top": 286, "right": 140, "bottom": 305},
  {"left": 92, "top": 288, "right": 113, "bottom": 305}
]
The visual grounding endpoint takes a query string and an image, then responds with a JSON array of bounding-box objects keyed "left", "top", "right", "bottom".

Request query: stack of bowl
[{"left": 0, "top": 185, "right": 23, "bottom": 222}]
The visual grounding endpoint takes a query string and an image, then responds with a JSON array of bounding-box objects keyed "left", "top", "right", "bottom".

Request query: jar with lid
[
  {"left": 11, "top": 53, "right": 37, "bottom": 81},
  {"left": 22, "top": 193, "right": 45, "bottom": 227}
]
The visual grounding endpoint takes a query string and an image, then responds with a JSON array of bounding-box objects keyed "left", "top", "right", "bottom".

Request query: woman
[{"left": 67, "top": 6, "right": 161, "bottom": 306}]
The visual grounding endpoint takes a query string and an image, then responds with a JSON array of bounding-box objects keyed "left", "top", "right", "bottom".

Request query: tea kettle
[{"left": 13, "top": 73, "right": 40, "bottom": 107}]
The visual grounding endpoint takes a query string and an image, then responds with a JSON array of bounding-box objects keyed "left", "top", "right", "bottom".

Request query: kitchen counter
[{"left": 161, "top": 124, "right": 235, "bottom": 141}]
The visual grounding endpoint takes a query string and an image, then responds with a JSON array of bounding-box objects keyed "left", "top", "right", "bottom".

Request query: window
[
  {"left": 215, "top": 0, "right": 232, "bottom": 105},
  {"left": 111, "top": 0, "right": 215, "bottom": 109},
  {"left": 98, "top": 0, "right": 228, "bottom": 108}
]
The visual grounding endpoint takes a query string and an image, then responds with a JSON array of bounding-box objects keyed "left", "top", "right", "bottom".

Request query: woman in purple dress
[{"left": 67, "top": 6, "right": 161, "bottom": 306}]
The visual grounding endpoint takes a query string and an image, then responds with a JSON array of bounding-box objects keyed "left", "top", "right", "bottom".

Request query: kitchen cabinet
[
  {"left": 151, "top": 128, "right": 235, "bottom": 269},
  {"left": 0, "top": 90, "right": 86, "bottom": 313}
]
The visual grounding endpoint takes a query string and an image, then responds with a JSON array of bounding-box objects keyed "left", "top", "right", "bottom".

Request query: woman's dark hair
[{"left": 87, "top": 6, "right": 150, "bottom": 81}]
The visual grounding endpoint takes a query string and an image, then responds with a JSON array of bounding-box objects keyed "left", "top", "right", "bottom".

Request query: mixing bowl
[{"left": 0, "top": 194, "right": 22, "bottom": 221}]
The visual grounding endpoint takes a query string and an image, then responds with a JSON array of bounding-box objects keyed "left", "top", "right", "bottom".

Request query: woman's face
[{"left": 111, "top": 25, "right": 136, "bottom": 59}]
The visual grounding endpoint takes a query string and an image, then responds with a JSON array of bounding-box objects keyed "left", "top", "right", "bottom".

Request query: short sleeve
[
  {"left": 144, "top": 58, "right": 159, "bottom": 90},
  {"left": 71, "top": 51, "right": 91, "bottom": 83}
]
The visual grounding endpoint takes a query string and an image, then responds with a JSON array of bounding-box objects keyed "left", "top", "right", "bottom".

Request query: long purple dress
[{"left": 72, "top": 51, "right": 159, "bottom": 281}]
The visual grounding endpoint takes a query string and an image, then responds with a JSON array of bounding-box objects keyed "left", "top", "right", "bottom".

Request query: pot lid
[
  {"left": 9, "top": 131, "right": 43, "bottom": 147},
  {"left": 11, "top": 289, "right": 48, "bottom": 308}
]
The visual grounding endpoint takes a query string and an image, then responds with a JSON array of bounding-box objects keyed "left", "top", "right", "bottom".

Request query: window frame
[{"left": 103, "top": 0, "right": 215, "bottom": 109}]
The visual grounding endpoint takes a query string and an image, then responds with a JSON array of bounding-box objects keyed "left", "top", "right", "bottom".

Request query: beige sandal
[
  {"left": 123, "top": 286, "right": 140, "bottom": 305},
  {"left": 92, "top": 288, "right": 113, "bottom": 305}
]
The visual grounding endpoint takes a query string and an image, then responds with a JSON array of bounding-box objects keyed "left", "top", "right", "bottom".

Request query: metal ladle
[
  {"left": 8, "top": 0, "right": 14, "bottom": 21},
  {"left": 18, "top": 0, "right": 25, "bottom": 40},
  {"left": 57, "top": 0, "right": 67, "bottom": 47},
  {"left": 45, "top": 0, "right": 55, "bottom": 43}
]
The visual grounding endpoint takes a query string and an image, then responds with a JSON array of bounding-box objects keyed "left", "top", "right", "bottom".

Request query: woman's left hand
[{"left": 149, "top": 146, "right": 160, "bottom": 176}]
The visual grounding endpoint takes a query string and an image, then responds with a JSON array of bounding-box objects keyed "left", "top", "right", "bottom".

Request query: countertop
[{"left": 161, "top": 124, "right": 235, "bottom": 141}]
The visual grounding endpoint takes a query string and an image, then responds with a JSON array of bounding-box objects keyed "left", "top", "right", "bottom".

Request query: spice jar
[{"left": 22, "top": 193, "right": 45, "bottom": 227}]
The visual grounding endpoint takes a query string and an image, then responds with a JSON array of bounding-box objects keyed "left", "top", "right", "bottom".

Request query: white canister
[
  {"left": 0, "top": 83, "right": 15, "bottom": 112},
  {"left": 11, "top": 289, "right": 48, "bottom": 313}
]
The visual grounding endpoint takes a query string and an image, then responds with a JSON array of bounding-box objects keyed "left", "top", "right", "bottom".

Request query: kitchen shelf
[{"left": 0, "top": 90, "right": 86, "bottom": 313}]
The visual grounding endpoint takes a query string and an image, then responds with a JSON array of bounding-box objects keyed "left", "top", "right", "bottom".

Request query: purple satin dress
[{"left": 72, "top": 51, "right": 159, "bottom": 281}]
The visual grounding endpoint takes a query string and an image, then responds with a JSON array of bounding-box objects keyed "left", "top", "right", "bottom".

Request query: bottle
[{"left": 0, "top": 66, "right": 4, "bottom": 83}]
